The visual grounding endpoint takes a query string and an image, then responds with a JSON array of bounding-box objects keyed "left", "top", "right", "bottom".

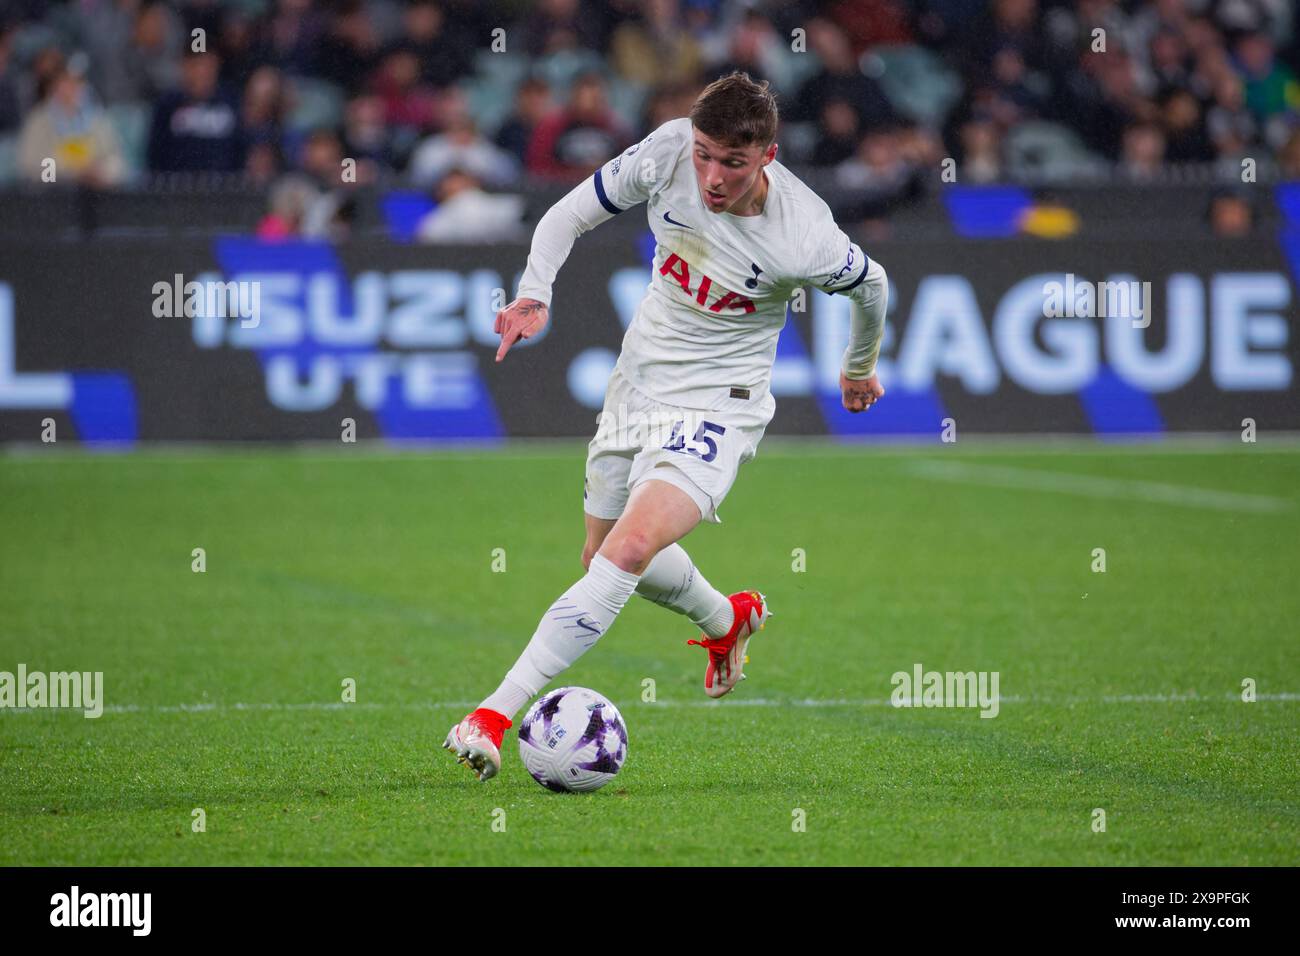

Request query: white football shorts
[{"left": 583, "top": 366, "right": 769, "bottom": 524}]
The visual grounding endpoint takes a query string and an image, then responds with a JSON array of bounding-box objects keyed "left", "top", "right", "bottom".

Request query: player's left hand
[{"left": 840, "top": 372, "right": 884, "bottom": 413}]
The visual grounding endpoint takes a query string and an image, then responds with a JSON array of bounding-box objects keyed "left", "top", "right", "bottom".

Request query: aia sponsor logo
[{"left": 658, "top": 252, "right": 756, "bottom": 314}]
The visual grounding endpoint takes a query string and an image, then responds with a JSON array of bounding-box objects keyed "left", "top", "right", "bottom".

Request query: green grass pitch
[{"left": 1, "top": 440, "right": 1297, "bottom": 866}]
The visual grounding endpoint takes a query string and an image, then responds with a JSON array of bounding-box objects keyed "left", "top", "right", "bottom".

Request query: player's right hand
[{"left": 494, "top": 297, "right": 549, "bottom": 363}]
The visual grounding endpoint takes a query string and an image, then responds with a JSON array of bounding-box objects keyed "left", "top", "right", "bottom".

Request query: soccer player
[{"left": 445, "top": 72, "right": 888, "bottom": 781}]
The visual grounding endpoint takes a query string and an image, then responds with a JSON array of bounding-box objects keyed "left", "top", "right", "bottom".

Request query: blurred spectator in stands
[
  {"left": 299, "top": 126, "right": 346, "bottom": 189},
  {"left": 312, "top": 0, "right": 380, "bottom": 97},
  {"left": 390, "top": 0, "right": 474, "bottom": 89},
  {"left": 526, "top": 71, "right": 632, "bottom": 182},
  {"left": 371, "top": 47, "right": 440, "bottom": 164},
  {"left": 147, "top": 49, "right": 243, "bottom": 172},
  {"left": 242, "top": 67, "right": 287, "bottom": 156},
  {"left": 611, "top": 0, "right": 703, "bottom": 88},
  {"left": 1182, "top": 15, "right": 1225, "bottom": 65},
  {"left": 641, "top": 80, "right": 699, "bottom": 130},
  {"left": 1280, "top": 128, "right": 1300, "bottom": 179},
  {"left": 25, "top": 46, "right": 67, "bottom": 117},
  {"left": 824, "top": 0, "right": 913, "bottom": 53},
  {"left": 978, "top": 42, "right": 1051, "bottom": 125},
  {"left": 829, "top": 126, "right": 924, "bottom": 239},
  {"left": 809, "top": 98, "right": 861, "bottom": 167},
  {"left": 215, "top": 6, "right": 264, "bottom": 92},
  {"left": 521, "top": 0, "right": 612, "bottom": 59},
  {"left": 18, "top": 57, "right": 127, "bottom": 187},
  {"left": 83, "top": 0, "right": 181, "bottom": 105},
  {"left": 963, "top": 0, "right": 1048, "bottom": 91},
  {"left": 1065, "top": 50, "right": 1153, "bottom": 158},
  {"left": 1129, "top": 0, "right": 1193, "bottom": 65},
  {"left": 252, "top": 0, "right": 326, "bottom": 78},
  {"left": 1144, "top": 28, "right": 1192, "bottom": 98},
  {"left": 1205, "top": 71, "right": 1258, "bottom": 159},
  {"left": 240, "top": 66, "right": 288, "bottom": 183},
  {"left": 681, "top": 0, "right": 724, "bottom": 35},
  {"left": 1235, "top": 31, "right": 1284, "bottom": 115},
  {"left": 958, "top": 118, "right": 1003, "bottom": 183},
  {"left": 245, "top": 141, "right": 284, "bottom": 185},
  {"left": 1188, "top": 28, "right": 1235, "bottom": 103},
  {"left": 303, "top": 189, "right": 359, "bottom": 241},
  {"left": 256, "top": 173, "right": 318, "bottom": 239},
  {"left": 910, "top": 0, "right": 981, "bottom": 50},
  {"left": 833, "top": 125, "right": 925, "bottom": 206},
  {"left": 438, "top": 0, "right": 496, "bottom": 50},
  {"left": 1119, "top": 121, "right": 1167, "bottom": 179},
  {"left": 1208, "top": 188, "right": 1253, "bottom": 237},
  {"left": 788, "top": 19, "right": 898, "bottom": 133},
  {"left": 1235, "top": 31, "right": 1300, "bottom": 148},
  {"left": 255, "top": 167, "right": 356, "bottom": 242},
  {"left": 707, "top": 10, "right": 792, "bottom": 90},
  {"left": 0, "top": 21, "right": 20, "bottom": 133},
  {"left": 1160, "top": 88, "right": 1214, "bottom": 162},
  {"left": 416, "top": 166, "right": 527, "bottom": 244},
  {"left": 495, "top": 76, "right": 553, "bottom": 165},
  {"left": 2, "top": 0, "right": 1299, "bottom": 189},
  {"left": 897, "top": 121, "right": 944, "bottom": 169},
  {"left": 342, "top": 93, "right": 393, "bottom": 182},
  {"left": 409, "top": 94, "right": 520, "bottom": 189}
]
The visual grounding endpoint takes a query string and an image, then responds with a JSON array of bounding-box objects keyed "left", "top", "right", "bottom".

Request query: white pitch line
[
  {"left": 907, "top": 459, "right": 1294, "bottom": 514},
  {"left": 2, "top": 692, "right": 1295, "bottom": 717}
]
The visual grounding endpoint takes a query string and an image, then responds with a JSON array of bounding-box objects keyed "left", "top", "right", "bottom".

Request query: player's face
[{"left": 691, "top": 130, "right": 776, "bottom": 213}]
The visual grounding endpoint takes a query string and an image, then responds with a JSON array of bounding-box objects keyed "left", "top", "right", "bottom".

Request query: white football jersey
[{"left": 517, "top": 117, "right": 883, "bottom": 420}]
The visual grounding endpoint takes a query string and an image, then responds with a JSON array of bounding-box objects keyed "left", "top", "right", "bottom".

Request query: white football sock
[
  {"left": 635, "top": 543, "right": 734, "bottom": 638},
  {"left": 477, "top": 677, "right": 532, "bottom": 720},
  {"left": 480, "top": 554, "right": 641, "bottom": 719}
]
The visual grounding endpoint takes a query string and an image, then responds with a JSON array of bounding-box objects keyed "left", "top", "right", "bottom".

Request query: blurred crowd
[{"left": 0, "top": 0, "right": 1297, "bottom": 238}]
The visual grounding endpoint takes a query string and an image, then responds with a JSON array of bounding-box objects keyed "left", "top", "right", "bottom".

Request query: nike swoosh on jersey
[{"left": 662, "top": 211, "right": 692, "bottom": 229}]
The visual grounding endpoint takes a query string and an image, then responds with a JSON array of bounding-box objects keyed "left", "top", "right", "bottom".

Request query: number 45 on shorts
[{"left": 661, "top": 420, "right": 726, "bottom": 463}]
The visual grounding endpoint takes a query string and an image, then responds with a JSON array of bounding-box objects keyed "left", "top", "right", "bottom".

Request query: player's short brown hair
[{"left": 689, "top": 71, "right": 779, "bottom": 150}]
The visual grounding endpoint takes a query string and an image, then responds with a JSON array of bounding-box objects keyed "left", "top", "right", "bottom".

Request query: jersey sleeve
[
  {"left": 590, "top": 119, "right": 688, "bottom": 213},
  {"left": 801, "top": 212, "right": 887, "bottom": 380},
  {"left": 515, "top": 120, "right": 687, "bottom": 307},
  {"left": 514, "top": 176, "right": 616, "bottom": 307}
]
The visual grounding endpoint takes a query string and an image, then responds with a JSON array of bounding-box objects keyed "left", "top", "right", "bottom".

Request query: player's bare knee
[{"left": 599, "top": 529, "right": 656, "bottom": 575}]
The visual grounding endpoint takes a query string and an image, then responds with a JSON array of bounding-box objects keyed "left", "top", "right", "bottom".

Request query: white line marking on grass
[
  {"left": 4, "top": 692, "right": 1292, "bottom": 717},
  {"left": 908, "top": 460, "right": 1293, "bottom": 513},
  {"left": 8, "top": 434, "right": 1300, "bottom": 464}
]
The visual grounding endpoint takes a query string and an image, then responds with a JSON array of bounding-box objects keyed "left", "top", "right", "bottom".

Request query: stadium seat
[
  {"left": 0, "top": 134, "right": 17, "bottom": 186},
  {"left": 465, "top": 74, "right": 521, "bottom": 137},
  {"left": 870, "top": 44, "right": 961, "bottom": 127},
  {"left": 1005, "top": 122, "right": 1107, "bottom": 180},
  {"left": 776, "top": 121, "right": 820, "bottom": 165},
  {"left": 106, "top": 102, "right": 150, "bottom": 180},
  {"left": 532, "top": 49, "right": 609, "bottom": 97},
  {"left": 604, "top": 77, "right": 647, "bottom": 130},
  {"left": 473, "top": 49, "right": 530, "bottom": 91},
  {"left": 287, "top": 78, "right": 345, "bottom": 133}
]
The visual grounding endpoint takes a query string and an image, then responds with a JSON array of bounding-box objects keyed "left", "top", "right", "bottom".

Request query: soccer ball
[{"left": 518, "top": 686, "right": 628, "bottom": 793}]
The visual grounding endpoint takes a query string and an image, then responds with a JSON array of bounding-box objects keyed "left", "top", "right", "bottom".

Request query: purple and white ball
[{"left": 518, "top": 687, "right": 628, "bottom": 793}]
